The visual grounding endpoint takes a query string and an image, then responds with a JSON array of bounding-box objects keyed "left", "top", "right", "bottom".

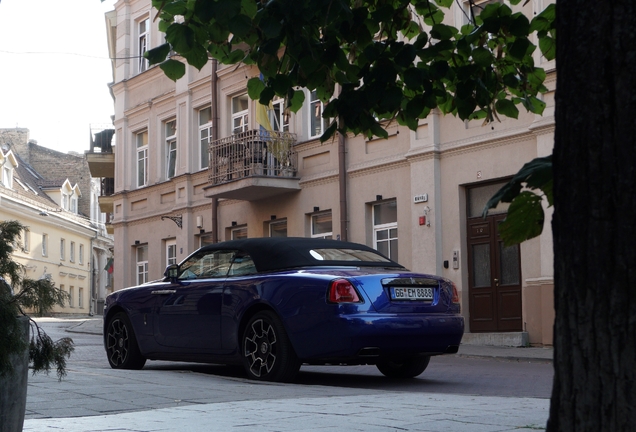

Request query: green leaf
[
  {"left": 288, "top": 89, "right": 306, "bottom": 113},
  {"left": 241, "top": 0, "right": 258, "bottom": 18},
  {"left": 495, "top": 99, "right": 519, "bottom": 119},
  {"left": 160, "top": 59, "right": 186, "bottom": 81},
  {"left": 145, "top": 43, "right": 171, "bottom": 66},
  {"left": 483, "top": 154, "right": 553, "bottom": 217},
  {"left": 498, "top": 191, "right": 546, "bottom": 247},
  {"left": 166, "top": 24, "right": 195, "bottom": 54},
  {"left": 228, "top": 14, "right": 252, "bottom": 38},
  {"left": 182, "top": 44, "right": 208, "bottom": 70},
  {"left": 539, "top": 36, "right": 556, "bottom": 61},
  {"left": 247, "top": 77, "right": 265, "bottom": 100}
]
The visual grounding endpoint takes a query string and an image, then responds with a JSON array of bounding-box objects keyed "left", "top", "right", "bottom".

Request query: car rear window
[{"left": 309, "top": 248, "right": 391, "bottom": 263}]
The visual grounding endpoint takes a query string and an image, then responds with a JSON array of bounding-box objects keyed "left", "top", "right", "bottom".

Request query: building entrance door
[{"left": 466, "top": 182, "right": 523, "bottom": 332}]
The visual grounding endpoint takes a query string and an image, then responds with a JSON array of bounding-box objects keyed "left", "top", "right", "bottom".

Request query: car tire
[
  {"left": 241, "top": 311, "right": 300, "bottom": 382},
  {"left": 376, "top": 355, "right": 431, "bottom": 378},
  {"left": 105, "top": 312, "right": 147, "bottom": 370}
]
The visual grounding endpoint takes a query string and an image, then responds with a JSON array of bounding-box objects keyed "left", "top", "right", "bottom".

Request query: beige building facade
[{"left": 99, "top": 0, "right": 555, "bottom": 345}]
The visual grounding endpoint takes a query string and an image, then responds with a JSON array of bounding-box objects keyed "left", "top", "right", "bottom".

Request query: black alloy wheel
[
  {"left": 105, "top": 312, "right": 146, "bottom": 370},
  {"left": 242, "top": 311, "right": 300, "bottom": 382},
  {"left": 376, "top": 355, "right": 431, "bottom": 378}
]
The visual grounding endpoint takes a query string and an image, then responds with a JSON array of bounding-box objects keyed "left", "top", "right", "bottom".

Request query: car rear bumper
[{"left": 289, "top": 313, "right": 465, "bottom": 361}]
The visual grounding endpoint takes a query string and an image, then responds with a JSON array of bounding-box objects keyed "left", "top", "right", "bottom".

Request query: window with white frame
[
  {"left": 270, "top": 98, "right": 289, "bottom": 132},
  {"left": 70, "top": 195, "right": 78, "bottom": 214},
  {"left": 311, "top": 212, "right": 333, "bottom": 239},
  {"left": 166, "top": 239, "right": 177, "bottom": 267},
  {"left": 165, "top": 119, "right": 177, "bottom": 179},
  {"left": 79, "top": 287, "right": 84, "bottom": 309},
  {"left": 22, "top": 228, "right": 29, "bottom": 252},
  {"left": 232, "top": 94, "right": 249, "bottom": 134},
  {"left": 61, "top": 193, "right": 69, "bottom": 210},
  {"left": 136, "top": 131, "right": 149, "bottom": 187},
  {"left": 373, "top": 200, "right": 398, "bottom": 262},
  {"left": 309, "top": 90, "right": 325, "bottom": 138},
  {"left": 60, "top": 238, "right": 66, "bottom": 261},
  {"left": 231, "top": 226, "right": 247, "bottom": 240},
  {"left": 138, "top": 17, "right": 150, "bottom": 73},
  {"left": 269, "top": 220, "right": 287, "bottom": 237},
  {"left": 79, "top": 244, "right": 84, "bottom": 265},
  {"left": 199, "top": 107, "right": 212, "bottom": 169},
  {"left": 70, "top": 241, "right": 75, "bottom": 263},
  {"left": 69, "top": 286, "right": 74, "bottom": 308},
  {"left": 42, "top": 234, "right": 48, "bottom": 257},
  {"left": 136, "top": 245, "right": 149, "bottom": 285},
  {"left": 1, "top": 165, "right": 12, "bottom": 188}
]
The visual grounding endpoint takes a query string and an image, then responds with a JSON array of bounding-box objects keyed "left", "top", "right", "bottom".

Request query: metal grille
[{"left": 208, "top": 129, "right": 297, "bottom": 185}]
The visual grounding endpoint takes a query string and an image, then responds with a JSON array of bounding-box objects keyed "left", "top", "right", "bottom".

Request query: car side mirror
[{"left": 164, "top": 264, "right": 179, "bottom": 283}]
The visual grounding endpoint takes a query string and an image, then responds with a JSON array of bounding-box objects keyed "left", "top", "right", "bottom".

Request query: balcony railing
[
  {"left": 101, "top": 177, "right": 114, "bottom": 196},
  {"left": 208, "top": 129, "right": 297, "bottom": 185}
]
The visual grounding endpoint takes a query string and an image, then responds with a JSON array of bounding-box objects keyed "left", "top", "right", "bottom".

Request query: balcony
[
  {"left": 86, "top": 129, "right": 115, "bottom": 178},
  {"left": 205, "top": 129, "right": 300, "bottom": 201},
  {"left": 98, "top": 177, "right": 114, "bottom": 214}
]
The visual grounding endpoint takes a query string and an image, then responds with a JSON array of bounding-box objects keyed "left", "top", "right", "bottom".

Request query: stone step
[{"left": 461, "top": 332, "right": 529, "bottom": 347}]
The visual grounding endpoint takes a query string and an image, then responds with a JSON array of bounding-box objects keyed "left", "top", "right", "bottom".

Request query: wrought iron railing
[{"left": 208, "top": 129, "right": 297, "bottom": 185}]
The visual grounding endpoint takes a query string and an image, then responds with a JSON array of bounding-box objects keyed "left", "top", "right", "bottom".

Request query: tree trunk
[{"left": 549, "top": 1, "right": 636, "bottom": 430}]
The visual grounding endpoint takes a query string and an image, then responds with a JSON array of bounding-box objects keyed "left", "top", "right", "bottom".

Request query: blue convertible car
[{"left": 104, "top": 237, "right": 464, "bottom": 382}]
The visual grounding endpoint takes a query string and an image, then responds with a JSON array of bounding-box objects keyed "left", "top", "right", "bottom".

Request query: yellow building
[{"left": 0, "top": 134, "right": 113, "bottom": 315}]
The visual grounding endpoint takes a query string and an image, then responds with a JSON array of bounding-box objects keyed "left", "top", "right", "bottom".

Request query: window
[
  {"left": 178, "top": 250, "right": 235, "bottom": 279},
  {"left": 42, "top": 234, "right": 48, "bottom": 256},
  {"left": 231, "top": 226, "right": 247, "bottom": 240},
  {"left": 270, "top": 98, "right": 289, "bottom": 132},
  {"left": 309, "top": 90, "right": 325, "bottom": 138},
  {"left": 199, "top": 107, "right": 212, "bottom": 169},
  {"left": 136, "top": 245, "right": 149, "bottom": 285},
  {"left": 79, "top": 244, "right": 84, "bottom": 265},
  {"left": 269, "top": 220, "right": 287, "bottom": 237},
  {"left": 166, "top": 240, "right": 177, "bottom": 267},
  {"left": 69, "top": 286, "right": 74, "bottom": 308},
  {"left": 165, "top": 119, "right": 177, "bottom": 179},
  {"left": 136, "top": 131, "right": 149, "bottom": 187},
  {"left": 373, "top": 200, "right": 398, "bottom": 262},
  {"left": 311, "top": 212, "right": 333, "bottom": 239},
  {"left": 60, "top": 238, "right": 66, "bottom": 261},
  {"left": 22, "top": 228, "right": 29, "bottom": 252},
  {"left": 79, "top": 288, "right": 84, "bottom": 309},
  {"left": 62, "top": 193, "right": 69, "bottom": 210},
  {"left": 232, "top": 94, "right": 249, "bottom": 134},
  {"left": 2, "top": 165, "right": 12, "bottom": 188},
  {"left": 138, "top": 17, "right": 150, "bottom": 73},
  {"left": 70, "top": 241, "right": 75, "bottom": 263},
  {"left": 70, "top": 196, "right": 78, "bottom": 214}
]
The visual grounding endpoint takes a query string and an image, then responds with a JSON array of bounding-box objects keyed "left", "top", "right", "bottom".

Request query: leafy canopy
[{"left": 148, "top": 0, "right": 556, "bottom": 141}]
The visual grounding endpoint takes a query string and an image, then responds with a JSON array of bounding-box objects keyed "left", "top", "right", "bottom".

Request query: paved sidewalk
[{"left": 24, "top": 392, "right": 549, "bottom": 432}]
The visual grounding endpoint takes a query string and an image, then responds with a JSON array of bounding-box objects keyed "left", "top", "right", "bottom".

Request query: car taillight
[
  {"left": 327, "top": 279, "right": 362, "bottom": 303},
  {"left": 451, "top": 282, "right": 460, "bottom": 304}
]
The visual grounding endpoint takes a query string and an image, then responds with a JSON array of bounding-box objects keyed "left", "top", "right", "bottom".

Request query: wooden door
[{"left": 467, "top": 213, "right": 523, "bottom": 332}]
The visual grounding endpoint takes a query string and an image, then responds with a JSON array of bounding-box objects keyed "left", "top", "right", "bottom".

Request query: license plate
[{"left": 390, "top": 287, "right": 434, "bottom": 301}]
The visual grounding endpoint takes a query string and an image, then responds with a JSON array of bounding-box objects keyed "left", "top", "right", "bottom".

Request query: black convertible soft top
[{"left": 198, "top": 237, "right": 404, "bottom": 272}]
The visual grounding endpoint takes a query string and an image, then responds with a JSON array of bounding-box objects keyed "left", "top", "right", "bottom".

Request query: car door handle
[{"left": 151, "top": 289, "right": 177, "bottom": 295}]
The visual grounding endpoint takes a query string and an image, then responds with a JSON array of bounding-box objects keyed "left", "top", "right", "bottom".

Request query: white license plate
[{"left": 390, "top": 287, "right": 434, "bottom": 301}]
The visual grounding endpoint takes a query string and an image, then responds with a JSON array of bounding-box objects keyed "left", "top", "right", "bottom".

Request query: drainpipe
[
  {"left": 210, "top": 60, "right": 219, "bottom": 243},
  {"left": 338, "top": 114, "right": 348, "bottom": 241}
]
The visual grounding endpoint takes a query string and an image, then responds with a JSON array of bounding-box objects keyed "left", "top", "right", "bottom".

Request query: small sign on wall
[{"left": 413, "top": 194, "right": 428, "bottom": 204}]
